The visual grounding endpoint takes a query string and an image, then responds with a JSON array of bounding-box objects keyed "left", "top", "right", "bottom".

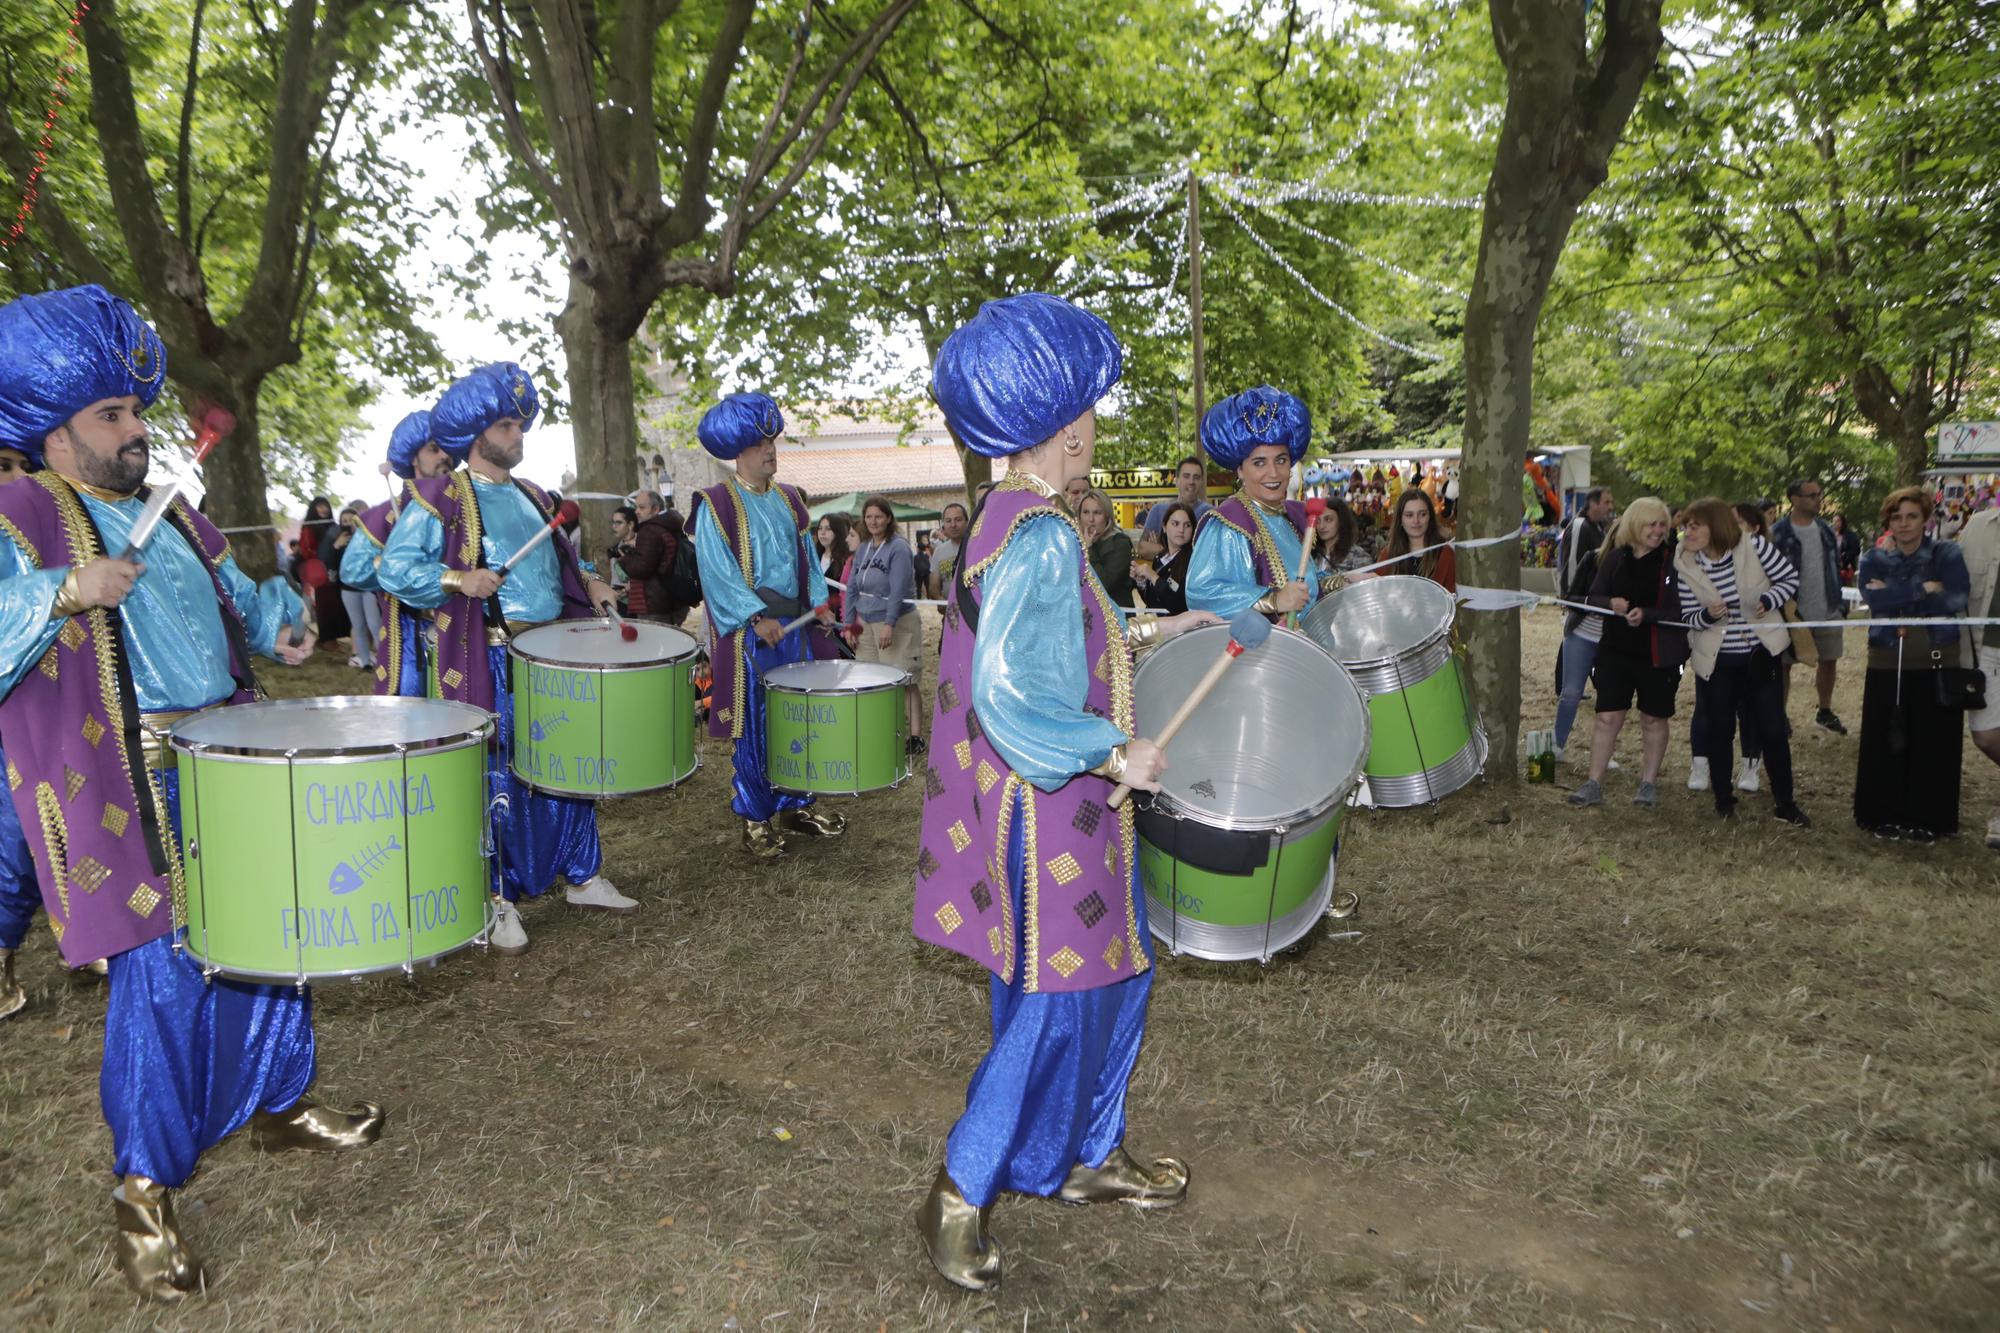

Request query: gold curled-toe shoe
[
  {"left": 742, "top": 818, "right": 788, "bottom": 861},
  {"left": 917, "top": 1165, "right": 1002, "bottom": 1292},
  {"left": 777, "top": 807, "right": 846, "bottom": 838},
  {"left": 1057, "top": 1145, "right": 1190, "bottom": 1210},
  {"left": 0, "top": 948, "right": 25, "bottom": 1021},
  {"left": 249, "top": 1098, "right": 387, "bottom": 1153},
  {"left": 113, "top": 1175, "right": 205, "bottom": 1302}
]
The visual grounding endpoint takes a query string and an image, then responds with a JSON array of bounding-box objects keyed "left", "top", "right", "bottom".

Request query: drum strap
[{"left": 951, "top": 490, "right": 993, "bottom": 633}]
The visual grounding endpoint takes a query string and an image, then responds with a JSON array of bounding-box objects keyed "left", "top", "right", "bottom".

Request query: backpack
[{"left": 669, "top": 525, "right": 702, "bottom": 610}]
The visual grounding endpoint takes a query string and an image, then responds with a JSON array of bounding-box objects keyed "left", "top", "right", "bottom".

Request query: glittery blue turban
[
  {"left": 431, "top": 362, "right": 539, "bottom": 457},
  {"left": 696, "top": 393, "right": 785, "bottom": 461},
  {"left": 385, "top": 409, "right": 437, "bottom": 477},
  {"left": 1200, "top": 386, "right": 1312, "bottom": 471},
  {"left": 0, "top": 284, "right": 167, "bottom": 463},
  {"left": 931, "top": 293, "right": 1122, "bottom": 459}
]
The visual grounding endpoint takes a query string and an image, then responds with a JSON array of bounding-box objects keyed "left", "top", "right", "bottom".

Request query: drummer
[
  {"left": 339, "top": 409, "right": 457, "bottom": 696},
  {"left": 1185, "top": 386, "right": 1336, "bottom": 622},
  {"left": 378, "top": 363, "right": 635, "bottom": 954},
  {"left": 688, "top": 393, "right": 844, "bottom": 861},
  {"left": 0, "top": 443, "right": 41, "bottom": 1019},
  {"left": 0, "top": 285, "right": 384, "bottom": 1301},
  {"left": 913, "top": 292, "right": 1213, "bottom": 1292}
]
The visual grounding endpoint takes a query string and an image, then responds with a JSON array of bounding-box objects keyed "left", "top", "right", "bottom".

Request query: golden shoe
[
  {"left": 113, "top": 1175, "right": 205, "bottom": 1302},
  {"left": 1057, "top": 1145, "right": 1190, "bottom": 1210},
  {"left": 916, "top": 1165, "right": 1001, "bottom": 1292},
  {"left": 776, "top": 806, "right": 846, "bottom": 838},
  {"left": 0, "top": 948, "right": 25, "bottom": 1021},
  {"left": 742, "top": 818, "right": 788, "bottom": 861},
  {"left": 249, "top": 1098, "right": 387, "bottom": 1153}
]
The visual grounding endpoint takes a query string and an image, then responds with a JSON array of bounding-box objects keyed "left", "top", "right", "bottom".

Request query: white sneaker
[
  {"left": 1738, "top": 757, "right": 1762, "bottom": 794},
  {"left": 1606, "top": 758, "right": 1621, "bottom": 772},
  {"left": 489, "top": 899, "right": 529, "bottom": 955},
  {"left": 1986, "top": 814, "right": 2000, "bottom": 850},
  {"left": 1552, "top": 745, "right": 1565, "bottom": 763},
  {"left": 1687, "top": 757, "right": 1711, "bottom": 792},
  {"left": 565, "top": 875, "right": 639, "bottom": 915}
]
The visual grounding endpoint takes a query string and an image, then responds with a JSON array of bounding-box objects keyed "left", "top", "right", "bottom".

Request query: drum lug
[{"left": 184, "top": 839, "right": 198, "bottom": 861}]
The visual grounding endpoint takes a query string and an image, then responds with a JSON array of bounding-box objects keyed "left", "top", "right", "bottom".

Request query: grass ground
[{"left": 1, "top": 610, "right": 1996, "bottom": 1331}]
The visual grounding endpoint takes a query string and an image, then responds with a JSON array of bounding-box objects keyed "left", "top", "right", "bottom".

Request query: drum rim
[
  {"left": 168, "top": 696, "right": 493, "bottom": 762},
  {"left": 1302, "top": 575, "right": 1455, "bottom": 669},
  {"left": 509, "top": 753, "right": 703, "bottom": 799},
  {"left": 762, "top": 662, "right": 911, "bottom": 696},
  {"left": 177, "top": 906, "right": 492, "bottom": 984},
  {"left": 508, "top": 621, "right": 698, "bottom": 670}
]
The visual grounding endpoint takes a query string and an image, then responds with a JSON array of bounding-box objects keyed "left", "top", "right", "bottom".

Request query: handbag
[
  {"left": 1931, "top": 650, "right": 1988, "bottom": 710},
  {"left": 1781, "top": 598, "right": 1819, "bottom": 666}
]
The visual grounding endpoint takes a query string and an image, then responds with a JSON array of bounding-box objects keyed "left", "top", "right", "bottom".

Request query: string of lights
[
  {"left": 1223, "top": 173, "right": 1484, "bottom": 211},
  {"left": 1303, "top": 0, "right": 1470, "bottom": 186},
  {"left": 3, "top": 1, "right": 90, "bottom": 251},
  {"left": 1218, "top": 180, "right": 1466, "bottom": 295},
  {"left": 1058, "top": 185, "right": 1179, "bottom": 298}
]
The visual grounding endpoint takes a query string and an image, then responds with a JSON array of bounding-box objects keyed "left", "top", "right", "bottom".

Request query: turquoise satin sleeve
[
  {"left": 801, "top": 527, "right": 830, "bottom": 608},
  {"left": 0, "top": 549, "right": 65, "bottom": 699},
  {"left": 971, "top": 516, "right": 1128, "bottom": 792},
  {"left": 339, "top": 524, "right": 382, "bottom": 592},
  {"left": 694, "top": 503, "right": 764, "bottom": 636},
  {"left": 472, "top": 481, "right": 561, "bottom": 623},
  {"left": 256, "top": 576, "right": 307, "bottom": 634},
  {"left": 378, "top": 506, "right": 449, "bottom": 610},
  {"left": 215, "top": 555, "right": 280, "bottom": 659},
  {"left": 1186, "top": 522, "right": 1263, "bottom": 617},
  {"left": 77, "top": 493, "right": 237, "bottom": 710}
]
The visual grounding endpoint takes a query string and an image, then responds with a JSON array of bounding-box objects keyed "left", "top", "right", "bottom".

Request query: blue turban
[
  {"left": 0, "top": 284, "right": 167, "bottom": 463},
  {"left": 385, "top": 410, "right": 438, "bottom": 477},
  {"left": 931, "top": 293, "right": 1122, "bottom": 459},
  {"left": 1199, "top": 386, "right": 1312, "bottom": 471},
  {"left": 697, "top": 392, "right": 785, "bottom": 461},
  {"left": 431, "top": 362, "right": 539, "bottom": 457}
]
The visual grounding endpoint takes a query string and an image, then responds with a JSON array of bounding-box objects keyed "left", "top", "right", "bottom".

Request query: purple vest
[
  {"left": 911, "top": 482, "right": 1149, "bottom": 995},
  {"left": 1201, "top": 495, "right": 1310, "bottom": 621},
  {"left": 357, "top": 495, "right": 407, "bottom": 696},
  {"left": 0, "top": 473, "right": 255, "bottom": 966},
  {"left": 690, "top": 479, "right": 839, "bottom": 740},
  {"left": 407, "top": 472, "right": 592, "bottom": 709}
]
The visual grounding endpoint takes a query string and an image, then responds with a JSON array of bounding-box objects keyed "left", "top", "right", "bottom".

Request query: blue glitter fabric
[
  {"left": 0, "top": 741, "right": 39, "bottom": 951},
  {"left": 1198, "top": 386, "right": 1311, "bottom": 470},
  {"left": 0, "top": 285, "right": 168, "bottom": 462},
  {"left": 431, "top": 363, "right": 539, "bottom": 458},
  {"left": 485, "top": 644, "right": 602, "bottom": 900},
  {"left": 101, "top": 772, "right": 316, "bottom": 1186},
  {"left": 696, "top": 393, "right": 785, "bottom": 461},
  {"left": 932, "top": 293, "right": 1122, "bottom": 460},
  {"left": 394, "top": 610, "right": 426, "bottom": 697},
  {"left": 944, "top": 785, "right": 1155, "bottom": 1207},
  {"left": 731, "top": 630, "right": 817, "bottom": 822},
  {"left": 386, "top": 409, "right": 438, "bottom": 476}
]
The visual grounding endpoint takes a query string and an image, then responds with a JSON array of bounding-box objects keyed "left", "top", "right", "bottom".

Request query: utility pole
[{"left": 1187, "top": 166, "right": 1207, "bottom": 433}]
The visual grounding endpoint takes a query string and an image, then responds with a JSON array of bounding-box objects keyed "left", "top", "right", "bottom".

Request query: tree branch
[
  {"left": 466, "top": 0, "right": 579, "bottom": 246},
  {"left": 658, "top": 0, "right": 756, "bottom": 248},
  {"left": 0, "top": 99, "right": 121, "bottom": 289},
  {"left": 174, "top": 0, "right": 210, "bottom": 242}
]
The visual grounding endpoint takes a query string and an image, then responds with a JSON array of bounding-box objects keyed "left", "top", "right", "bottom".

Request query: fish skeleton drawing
[
  {"left": 328, "top": 836, "right": 402, "bottom": 895},
  {"left": 529, "top": 710, "right": 571, "bottom": 743}
]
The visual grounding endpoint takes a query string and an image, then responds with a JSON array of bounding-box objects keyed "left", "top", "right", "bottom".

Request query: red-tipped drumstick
[
  {"left": 601, "top": 602, "right": 639, "bottom": 642},
  {"left": 1109, "top": 610, "right": 1272, "bottom": 808},
  {"left": 495, "top": 514, "right": 564, "bottom": 577},
  {"left": 116, "top": 403, "right": 237, "bottom": 562},
  {"left": 777, "top": 602, "right": 832, "bottom": 637}
]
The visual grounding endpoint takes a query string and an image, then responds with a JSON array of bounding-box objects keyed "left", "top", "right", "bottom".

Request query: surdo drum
[
  {"left": 1302, "top": 575, "right": 1487, "bottom": 807},
  {"left": 170, "top": 697, "right": 493, "bottom": 983},
  {"left": 508, "top": 621, "right": 700, "bottom": 798},
  {"left": 762, "top": 661, "right": 911, "bottom": 795},
  {"left": 1132, "top": 623, "right": 1368, "bottom": 962}
]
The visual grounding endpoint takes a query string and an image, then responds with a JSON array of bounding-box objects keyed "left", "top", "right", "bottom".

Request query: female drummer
[{"left": 1185, "top": 385, "right": 1331, "bottom": 621}]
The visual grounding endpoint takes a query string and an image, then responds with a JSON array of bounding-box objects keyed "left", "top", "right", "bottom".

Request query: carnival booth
[{"left": 1927, "top": 422, "right": 2000, "bottom": 540}]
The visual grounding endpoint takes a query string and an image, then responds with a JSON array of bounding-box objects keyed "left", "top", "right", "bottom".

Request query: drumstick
[
  {"left": 1287, "top": 522, "right": 1318, "bottom": 630},
  {"left": 1109, "top": 610, "right": 1272, "bottom": 808},
  {"left": 495, "top": 515, "right": 564, "bottom": 577},
  {"left": 115, "top": 404, "right": 235, "bottom": 562},
  {"left": 600, "top": 602, "right": 639, "bottom": 642},
  {"left": 777, "top": 603, "right": 832, "bottom": 636}
]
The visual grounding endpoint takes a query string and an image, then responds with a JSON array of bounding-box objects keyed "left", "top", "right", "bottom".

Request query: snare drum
[
  {"left": 171, "top": 697, "right": 493, "bottom": 983},
  {"left": 1134, "top": 624, "right": 1368, "bottom": 962},
  {"left": 763, "top": 661, "right": 910, "bottom": 795},
  {"left": 508, "top": 621, "right": 700, "bottom": 798},
  {"left": 1302, "top": 575, "right": 1487, "bottom": 807}
]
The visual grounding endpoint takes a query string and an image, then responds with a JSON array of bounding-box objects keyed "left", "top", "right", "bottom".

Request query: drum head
[
  {"left": 1134, "top": 624, "right": 1369, "bottom": 830},
  {"left": 764, "top": 661, "right": 908, "bottom": 693},
  {"left": 1302, "top": 575, "right": 1456, "bottom": 667},
  {"left": 510, "top": 620, "right": 697, "bottom": 666},
  {"left": 170, "top": 696, "right": 491, "bottom": 759}
]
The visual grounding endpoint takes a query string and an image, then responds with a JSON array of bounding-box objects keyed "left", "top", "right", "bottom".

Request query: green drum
[
  {"left": 170, "top": 697, "right": 494, "bottom": 983},
  {"left": 763, "top": 661, "right": 910, "bottom": 795},
  {"left": 1134, "top": 625, "right": 1368, "bottom": 962},
  {"left": 508, "top": 621, "right": 700, "bottom": 798},
  {"left": 1302, "top": 575, "right": 1487, "bottom": 808}
]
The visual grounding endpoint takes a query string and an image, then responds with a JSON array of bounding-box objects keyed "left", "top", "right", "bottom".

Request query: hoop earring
[{"left": 1062, "top": 430, "right": 1084, "bottom": 457}]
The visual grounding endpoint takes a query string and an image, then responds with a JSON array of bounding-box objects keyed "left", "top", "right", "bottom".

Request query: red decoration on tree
[{"left": 3, "top": 1, "right": 91, "bottom": 251}]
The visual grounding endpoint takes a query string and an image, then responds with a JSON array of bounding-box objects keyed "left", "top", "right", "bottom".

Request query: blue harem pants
[
  {"left": 486, "top": 644, "right": 602, "bottom": 901},
  {"left": 945, "top": 786, "right": 1155, "bottom": 1208},
  {"left": 730, "top": 629, "right": 818, "bottom": 823},
  {"left": 392, "top": 609, "right": 425, "bottom": 698},
  {"left": 0, "top": 740, "right": 40, "bottom": 951}
]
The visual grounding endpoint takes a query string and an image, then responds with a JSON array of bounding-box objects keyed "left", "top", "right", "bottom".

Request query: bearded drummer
[
  {"left": 689, "top": 393, "right": 845, "bottom": 861},
  {"left": 1185, "top": 386, "right": 1338, "bottom": 622},
  {"left": 0, "top": 285, "right": 385, "bottom": 1301},
  {"left": 339, "top": 409, "right": 456, "bottom": 696},
  {"left": 912, "top": 292, "right": 1216, "bottom": 1292},
  {"left": 378, "top": 363, "right": 634, "bottom": 953},
  {"left": 0, "top": 442, "right": 44, "bottom": 1019}
]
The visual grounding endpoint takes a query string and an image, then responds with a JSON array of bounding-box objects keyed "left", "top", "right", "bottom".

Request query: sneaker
[
  {"left": 1606, "top": 758, "right": 1622, "bottom": 772},
  {"left": 1552, "top": 745, "right": 1566, "bottom": 764},
  {"left": 489, "top": 899, "right": 529, "bottom": 955},
  {"left": 1633, "top": 781, "right": 1659, "bottom": 809},
  {"left": 1987, "top": 815, "right": 2000, "bottom": 850},
  {"left": 565, "top": 876, "right": 639, "bottom": 915},
  {"left": 1687, "top": 757, "right": 1711, "bottom": 792},
  {"left": 1737, "top": 757, "right": 1762, "bottom": 794},
  {"left": 1567, "top": 779, "right": 1605, "bottom": 807},
  {"left": 1773, "top": 802, "right": 1812, "bottom": 827},
  {"left": 1815, "top": 708, "right": 1848, "bottom": 735}
]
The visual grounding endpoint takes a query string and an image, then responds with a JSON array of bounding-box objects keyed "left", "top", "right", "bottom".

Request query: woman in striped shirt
[{"left": 1675, "top": 497, "right": 1810, "bottom": 826}]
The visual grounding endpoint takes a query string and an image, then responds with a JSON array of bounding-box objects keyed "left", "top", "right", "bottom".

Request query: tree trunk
[
  {"left": 557, "top": 273, "right": 641, "bottom": 559},
  {"left": 200, "top": 384, "right": 278, "bottom": 581}
]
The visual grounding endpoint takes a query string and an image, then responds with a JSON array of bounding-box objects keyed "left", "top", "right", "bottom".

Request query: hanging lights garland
[{"left": 3, "top": 1, "right": 90, "bottom": 251}]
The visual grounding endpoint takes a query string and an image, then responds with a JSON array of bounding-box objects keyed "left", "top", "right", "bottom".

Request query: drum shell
[
  {"left": 764, "top": 661, "right": 910, "bottom": 795},
  {"left": 1139, "top": 806, "right": 1343, "bottom": 962},
  {"left": 508, "top": 624, "right": 700, "bottom": 798},
  {"left": 172, "top": 698, "right": 492, "bottom": 983}
]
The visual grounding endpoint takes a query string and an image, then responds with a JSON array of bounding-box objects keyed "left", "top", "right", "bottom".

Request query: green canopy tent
[{"left": 807, "top": 491, "right": 941, "bottom": 522}]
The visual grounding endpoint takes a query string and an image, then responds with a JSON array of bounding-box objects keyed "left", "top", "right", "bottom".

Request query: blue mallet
[{"left": 1109, "top": 610, "right": 1273, "bottom": 808}]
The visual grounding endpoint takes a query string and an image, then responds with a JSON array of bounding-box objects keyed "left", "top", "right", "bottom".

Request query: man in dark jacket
[
  {"left": 1768, "top": 477, "right": 1848, "bottom": 733},
  {"left": 624, "top": 489, "right": 687, "bottom": 625}
]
